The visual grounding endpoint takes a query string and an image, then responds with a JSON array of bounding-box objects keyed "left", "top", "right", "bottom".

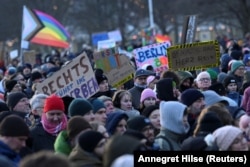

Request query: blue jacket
[{"left": 0, "top": 141, "right": 20, "bottom": 167}]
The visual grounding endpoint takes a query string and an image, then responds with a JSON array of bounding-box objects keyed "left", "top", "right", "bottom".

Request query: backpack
[{"left": 155, "top": 135, "right": 174, "bottom": 151}]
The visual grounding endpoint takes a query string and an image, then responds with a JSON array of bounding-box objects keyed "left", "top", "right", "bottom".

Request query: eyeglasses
[{"left": 199, "top": 78, "right": 210, "bottom": 82}]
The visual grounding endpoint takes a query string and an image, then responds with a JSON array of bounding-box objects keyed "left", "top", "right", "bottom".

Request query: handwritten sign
[
  {"left": 94, "top": 48, "right": 135, "bottom": 88},
  {"left": 36, "top": 52, "right": 99, "bottom": 98},
  {"left": 167, "top": 40, "right": 220, "bottom": 71},
  {"left": 94, "top": 47, "right": 120, "bottom": 73},
  {"left": 132, "top": 42, "right": 171, "bottom": 73}
]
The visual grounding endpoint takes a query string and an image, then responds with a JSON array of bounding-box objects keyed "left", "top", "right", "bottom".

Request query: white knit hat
[{"left": 213, "top": 125, "right": 242, "bottom": 151}]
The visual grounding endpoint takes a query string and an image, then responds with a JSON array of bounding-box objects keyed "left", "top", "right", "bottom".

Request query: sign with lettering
[
  {"left": 36, "top": 52, "right": 99, "bottom": 98},
  {"left": 132, "top": 41, "right": 171, "bottom": 73},
  {"left": 94, "top": 48, "right": 135, "bottom": 88},
  {"left": 167, "top": 40, "right": 220, "bottom": 71}
]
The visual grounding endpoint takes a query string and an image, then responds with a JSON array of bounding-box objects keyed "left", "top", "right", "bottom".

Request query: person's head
[
  {"left": 11, "top": 73, "right": 26, "bottom": 86},
  {"left": 106, "top": 112, "right": 128, "bottom": 135},
  {"left": 0, "top": 115, "right": 29, "bottom": 153},
  {"left": 95, "top": 69, "right": 109, "bottom": 92},
  {"left": 127, "top": 115, "right": 154, "bottom": 143},
  {"left": 98, "top": 96, "right": 115, "bottom": 114},
  {"left": 90, "top": 121, "right": 109, "bottom": 138},
  {"left": 156, "top": 78, "right": 177, "bottom": 101},
  {"left": 196, "top": 71, "right": 211, "bottom": 91},
  {"left": 146, "top": 75, "right": 158, "bottom": 90},
  {"left": 30, "top": 71, "right": 43, "bottom": 84},
  {"left": 6, "top": 92, "right": 30, "bottom": 113},
  {"left": 78, "top": 130, "right": 106, "bottom": 158},
  {"left": 141, "top": 105, "right": 160, "bottom": 130},
  {"left": 202, "top": 90, "right": 229, "bottom": 107},
  {"left": 196, "top": 105, "right": 233, "bottom": 130},
  {"left": 230, "top": 61, "right": 245, "bottom": 77},
  {"left": 159, "top": 101, "right": 189, "bottom": 135},
  {"left": 43, "top": 94, "right": 65, "bottom": 125},
  {"left": 5, "top": 80, "right": 22, "bottom": 93},
  {"left": 112, "top": 90, "right": 132, "bottom": 111},
  {"left": 68, "top": 98, "right": 94, "bottom": 122},
  {"left": 19, "top": 151, "right": 72, "bottom": 167},
  {"left": 213, "top": 125, "right": 248, "bottom": 151},
  {"left": 193, "top": 110, "right": 223, "bottom": 136},
  {"left": 67, "top": 116, "right": 92, "bottom": 147},
  {"left": 180, "top": 88, "right": 205, "bottom": 115},
  {"left": 175, "top": 71, "right": 194, "bottom": 92},
  {"left": 140, "top": 88, "right": 157, "bottom": 109},
  {"left": 134, "top": 69, "right": 153, "bottom": 88},
  {"left": 22, "top": 63, "right": 32, "bottom": 76},
  {"left": 89, "top": 98, "right": 107, "bottom": 125},
  {"left": 223, "top": 76, "right": 238, "bottom": 93},
  {"left": 30, "top": 93, "right": 48, "bottom": 117}
]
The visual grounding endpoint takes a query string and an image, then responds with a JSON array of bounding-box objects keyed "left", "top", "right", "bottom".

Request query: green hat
[
  {"left": 68, "top": 98, "right": 93, "bottom": 117},
  {"left": 231, "top": 61, "right": 244, "bottom": 73}
]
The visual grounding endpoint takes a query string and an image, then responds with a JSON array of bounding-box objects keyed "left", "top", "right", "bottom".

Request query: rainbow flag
[
  {"left": 27, "top": 8, "right": 70, "bottom": 48},
  {"left": 155, "top": 34, "right": 171, "bottom": 43}
]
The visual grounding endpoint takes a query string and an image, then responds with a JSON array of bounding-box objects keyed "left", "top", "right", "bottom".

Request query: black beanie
[
  {"left": 156, "top": 78, "right": 175, "bottom": 101},
  {"left": 31, "top": 71, "right": 42, "bottom": 82},
  {"left": 78, "top": 130, "right": 104, "bottom": 152},
  {"left": 141, "top": 105, "right": 159, "bottom": 118},
  {"left": 5, "top": 80, "right": 18, "bottom": 92},
  {"left": 123, "top": 129, "right": 146, "bottom": 140},
  {"left": 68, "top": 98, "right": 93, "bottom": 117},
  {"left": 230, "top": 50, "right": 243, "bottom": 60},
  {"left": 67, "top": 116, "right": 92, "bottom": 139},
  {"left": 181, "top": 88, "right": 204, "bottom": 107},
  {"left": 199, "top": 112, "right": 223, "bottom": 133},
  {"left": 95, "top": 68, "right": 108, "bottom": 84},
  {"left": 127, "top": 115, "right": 152, "bottom": 132},
  {"left": 6, "top": 92, "right": 27, "bottom": 111},
  {"left": 208, "top": 83, "right": 226, "bottom": 96},
  {"left": 0, "top": 102, "right": 10, "bottom": 113},
  {"left": 0, "top": 115, "right": 29, "bottom": 137}
]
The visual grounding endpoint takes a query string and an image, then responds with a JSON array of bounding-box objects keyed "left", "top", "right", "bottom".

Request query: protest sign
[
  {"left": 97, "top": 39, "right": 116, "bottom": 51},
  {"left": 167, "top": 40, "right": 220, "bottom": 71},
  {"left": 94, "top": 48, "right": 135, "bottom": 88},
  {"left": 23, "top": 50, "right": 36, "bottom": 65},
  {"left": 132, "top": 41, "right": 171, "bottom": 73},
  {"left": 92, "top": 32, "right": 109, "bottom": 46},
  {"left": 36, "top": 52, "right": 99, "bottom": 98}
]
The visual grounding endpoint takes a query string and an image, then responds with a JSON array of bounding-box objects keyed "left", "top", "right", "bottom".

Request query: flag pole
[{"left": 20, "top": 5, "right": 25, "bottom": 66}]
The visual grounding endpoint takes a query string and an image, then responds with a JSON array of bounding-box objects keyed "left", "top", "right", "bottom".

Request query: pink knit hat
[
  {"left": 213, "top": 125, "right": 243, "bottom": 151},
  {"left": 146, "top": 76, "right": 155, "bottom": 86},
  {"left": 140, "top": 88, "right": 157, "bottom": 102}
]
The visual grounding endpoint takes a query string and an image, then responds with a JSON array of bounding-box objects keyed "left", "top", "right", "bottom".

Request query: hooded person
[
  {"left": 105, "top": 112, "right": 128, "bottom": 136},
  {"left": 30, "top": 94, "right": 68, "bottom": 152},
  {"left": 175, "top": 71, "right": 194, "bottom": 92},
  {"left": 229, "top": 60, "right": 245, "bottom": 90},
  {"left": 69, "top": 131, "right": 105, "bottom": 167},
  {"left": 155, "top": 101, "right": 190, "bottom": 151}
]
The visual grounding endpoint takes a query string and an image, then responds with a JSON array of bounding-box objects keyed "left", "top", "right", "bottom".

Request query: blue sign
[{"left": 92, "top": 32, "right": 109, "bottom": 46}]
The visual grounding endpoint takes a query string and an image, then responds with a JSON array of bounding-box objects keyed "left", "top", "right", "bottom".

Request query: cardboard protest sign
[
  {"left": 23, "top": 50, "right": 36, "bottom": 65},
  {"left": 94, "top": 48, "right": 135, "bottom": 88},
  {"left": 167, "top": 40, "right": 220, "bottom": 71},
  {"left": 132, "top": 41, "right": 171, "bottom": 73},
  {"left": 36, "top": 52, "right": 99, "bottom": 98}
]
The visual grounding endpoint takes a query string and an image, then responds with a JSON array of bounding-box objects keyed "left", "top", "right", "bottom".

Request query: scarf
[{"left": 41, "top": 113, "right": 67, "bottom": 136}]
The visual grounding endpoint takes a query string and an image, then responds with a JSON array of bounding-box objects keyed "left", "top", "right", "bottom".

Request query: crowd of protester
[{"left": 0, "top": 36, "right": 250, "bottom": 167}]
